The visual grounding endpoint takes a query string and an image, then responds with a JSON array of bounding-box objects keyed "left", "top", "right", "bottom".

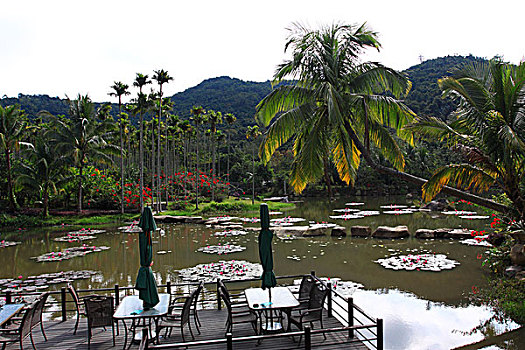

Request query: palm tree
[
  {"left": 256, "top": 22, "right": 507, "bottom": 212},
  {"left": 190, "top": 106, "right": 206, "bottom": 209},
  {"left": 153, "top": 69, "right": 173, "bottom": 212},
  {"left": 207, "top": 110, "right": 222, "bottom": 201},
  {"left": 256, "top": 22, "right": 414, "bottom": 198},
  {"left": 109, "top": 81, "right": 130, "bottom": 214},
  {"left": 133, "top": 73, "right": 152, "bottom": 211},
  {"left": 246, "top": 125, "right": 261, "bottom": 204},
  {"left": 224, "top": 113, "right": 237, "bottom": 195},
  {"left": 408, "top": 60, "right": 525, "bottom": 219},
  {"left": 0, "top": 104, "right": 31, "bottom": 210},
  {"left": 18, "top": 131, "right": 66, "bottom": 217},
  {"left": 48, "top": 94, "right": 118, "bottom": 213}
]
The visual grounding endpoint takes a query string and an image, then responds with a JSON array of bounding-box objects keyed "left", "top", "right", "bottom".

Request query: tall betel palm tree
[
  {"left": 408, "top": 60, "right": 525, "bottom": 220},
  {"left": 256, "top": 22, "right": 415, "bottom": 198},
  {"left": 224, "top": 113, "right": 237, "bottom": 195},
  {"left": 133, "top": 73, "right": 152, "bottom": 212},
  {"left": 190, "top": 106, "right": 206, "bottom": 209},
  {"left": 0, "top": 104, "right": 31, "bottom": 210},
  {"left": 153, "top": 69, "right": 173, "bottom": 212},
  {"left": 48, "top": 95, "right": 118, "bottom": 213},
  {"left": 109, "top": 81, "right": 130, "bottom": 214},
  {"left": 246, "top": 125, "right": 261, "bottom": 205}
]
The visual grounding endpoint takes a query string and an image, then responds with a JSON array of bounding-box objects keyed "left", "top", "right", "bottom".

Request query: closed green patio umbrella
[
  {"left": 259, "top": 203, "right": 277, "bottom": 293},
  {"left": 135, "top": 207, "right": 160, "bottom": 309}
]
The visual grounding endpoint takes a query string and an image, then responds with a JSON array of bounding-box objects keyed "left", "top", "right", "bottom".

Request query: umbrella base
[{"left": 262, "top": 321, "right": 283, "bottom": 332}]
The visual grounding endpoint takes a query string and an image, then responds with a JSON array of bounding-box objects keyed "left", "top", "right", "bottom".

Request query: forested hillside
[{"left": 1, "top": 55, "right": 486, "bottom": 124}]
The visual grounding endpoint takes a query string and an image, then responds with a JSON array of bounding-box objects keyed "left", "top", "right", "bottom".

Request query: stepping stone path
[
  {"left": 177, "top": 260, "right": 262, "bottom": 282},
  {"left": 197, "top": 244, "right": 246, "bottom": 255},
  {"left": 1, "top": 270, "right": 98, "bottom": 294},
  {"left": 383, "top": 209, "right": 414, "bottom": 215},
  {"left": 33, "top": 245, "right": 110, "bottom": 262},
  {"left": 345, "top": 202, "right": 365, "bottom": 206},
  {"left": 380, "top": 204, "right": 408, "bottom": 209},
  {"left": 54, "top": 233, "right": 96, "bottom": 242},
  {"left": 375, "top": 253, "right": 460, "bottom": 271},
  {"left": 214, "top": 230, "right": 248, "bottom": 237},
  {"left": 333, "top": 208, "right": 360, "bottom": 213},
  {"left": 0, "top": 240, "right": 21, "bottom": 248}
]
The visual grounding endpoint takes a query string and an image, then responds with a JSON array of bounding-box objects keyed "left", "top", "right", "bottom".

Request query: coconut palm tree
[
  {"left": 408, "top": 60, "right": 525, "bottom": 220},
  {"left": 47, "top": 94, "right": 118, "bottom": 212},
  {"left": 0, "top": 104, "right": 31, "bottom": 210},
  {"left": 109, "top": 81, "right": 130, "bottom": 214},
  {"left": 133, "top": 73, "right": 152, "bottom": 211},
  {"left": 246, "top": 125, "right": 261, "bottom": 205},
  {"left": 256, "top": 22, "right": 414, "bottom": 198},
  {"left": 153, "top": 69, "right": 173, "bottom": 212},
  {"left": 256, "top": 22, "right": 507, "bottom": 213}
]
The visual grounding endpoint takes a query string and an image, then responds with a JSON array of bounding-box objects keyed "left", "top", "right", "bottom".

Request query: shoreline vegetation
[{"left": 0, "top": 198, "right": 295, "bottom": 229}]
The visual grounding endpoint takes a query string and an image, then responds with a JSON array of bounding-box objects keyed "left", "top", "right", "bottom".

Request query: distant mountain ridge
[{"left": 1, "top": 55, "right": 486, "bottom": 125}]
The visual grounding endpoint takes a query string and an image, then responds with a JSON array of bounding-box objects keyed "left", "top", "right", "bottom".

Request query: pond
[{"left": 0, "top": 196, "right": 522, "bottom": 349}]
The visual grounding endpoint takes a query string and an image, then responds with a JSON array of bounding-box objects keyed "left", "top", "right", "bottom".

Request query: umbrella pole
[{"left": 269, "top": 287, "right": 272, "bottom": 329}]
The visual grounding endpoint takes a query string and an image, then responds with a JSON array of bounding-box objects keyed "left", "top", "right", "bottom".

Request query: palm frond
[{"left": 422, "top": 164, "right": 496, "bottom": 202}]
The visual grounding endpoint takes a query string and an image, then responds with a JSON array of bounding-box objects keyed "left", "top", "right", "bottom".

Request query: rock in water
[
  {"left": 351, "top": 226, "right": 372, "bottom": 237},
  {"left": 415, "top": 229, "right": 435, "bottom": 239},
  {"left": 331, "top": 226, "right": 347, "bottom": 237},
  {"left": 372, "top": 226, "right": 410, "bottom": 239},
  {"left": 510, "top": 244, "right": 525, "bottom": 266}
]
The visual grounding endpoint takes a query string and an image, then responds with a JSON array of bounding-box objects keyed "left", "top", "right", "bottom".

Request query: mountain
[{"left": 1, "top": 55, "right": 486, "bottom": 125}]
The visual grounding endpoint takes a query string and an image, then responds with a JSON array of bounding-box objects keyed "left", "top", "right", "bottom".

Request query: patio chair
[
  {"left": 83, "top": 295, "right": 115, "bottom": 349},
  {"left": 0, "top": 301, "right": 35, "bottom": 350},
  {"left": 169, "top": 281, "right": 204, "bottom": 334},
  {"left": 29, "top": 292, "right": 49, "bottom": 347},
  {"left": 68, "top": 283, "right": 90, "bottom": 335},
  {"left": 220, "top": 289, "right": 257, "bottom": 336},
  {"left": 217, "top": 280, "right": 248, "bottom": 310},
  {"left": 156, "top": 289, "right": 195, "bottom": 343},
  {"left": 294, "top": 275, "right": 316, "bottom": 310},
  {"left": 289, "top": 283, "right": 329, "bottom": 343}
]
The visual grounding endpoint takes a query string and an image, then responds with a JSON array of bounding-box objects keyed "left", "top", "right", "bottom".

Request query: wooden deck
[{"left": 5, "top": 309, "right": 369, "bottom": 349}]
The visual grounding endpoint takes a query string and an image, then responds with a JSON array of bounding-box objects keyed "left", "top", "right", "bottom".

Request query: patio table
[
  {"left": 113, "top": 293, "right": 169, "bottom": 349},
  {"left": 0, "top": 304, "right": 25, "bottom": 328},
  {"left": 244, "top": 287, "right": 299, "bottom": 332}
]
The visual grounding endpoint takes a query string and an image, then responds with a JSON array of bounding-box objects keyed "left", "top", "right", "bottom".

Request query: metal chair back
[
  {"left": 84, "top": 295, "right": 114, "bottom": 329},
  {"left": 298, "top": 275, "right": 315, "bottom": 301},
  {"left": 180, "top": 289, "right": 195, "bottom": 326},
  {"left": 30, "top": 292, "right": 49, "bottom": 330},
  {"left": 308, "top": 283, "right": 328, "bottom": 319}
]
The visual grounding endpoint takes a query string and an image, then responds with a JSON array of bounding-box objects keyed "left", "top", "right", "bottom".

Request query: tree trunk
[
  {"left": 42, "top": 185, "right": 49, "bottom": 218},
  {"left": 195, "top": 127, "right": 199, "bottom": 210},
  {"left": 139, "top": 111, "right": 144, "bottom": 212},
  {"left": 343, "top": 120, "right": 510, "bottom": 214},
  {"left": 151, "top": 120, "right": 155, "bottom": 210},
  {"left": 5, "top": 147, "right": 17, "bottom": 210},
  {"left": 323, "top": 157, "right": 332, "bottom": 201},
  {"left": 252, "top": 143, "right": 255, "bottom": 205},
  {"left": 78, "top": 163, "right": 83, "bottom": 213}
]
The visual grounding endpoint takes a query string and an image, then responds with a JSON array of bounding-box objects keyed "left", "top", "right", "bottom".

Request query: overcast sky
[{"left": 1, "top": 0, "right": 523, "bottom": 102}]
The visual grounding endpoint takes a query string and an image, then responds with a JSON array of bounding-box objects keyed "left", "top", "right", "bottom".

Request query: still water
[{"left": 0, "top": 196, "right": 522, "bottom": 349}]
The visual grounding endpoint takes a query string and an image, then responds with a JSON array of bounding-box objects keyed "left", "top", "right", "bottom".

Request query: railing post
[
  {"left": 347, "top": 297, "right": 354, "bottom": 338},
  {"left": 226, "top": 332, "right": 233, "bottom": 350},
  {"left": 217, "top": 279, "right": 221, "bottom": 310},
  {"left": 304, "top": 325, "right": 311, "bottom": 350},
  {"left": 5, "top": 291, "right": 11, "bottom": 304},
  {"left": 61, "top": 287, "right": 67, "bottom": 322},
  {"left": 310, "top": 270, "right": 316, "bottom": 277},
  {"left": 114, "top": 284, "right": 120, "bottom": 307},
  {"left": 141, "top": 327, "right": 149, "bottom": 349},
  {"left": 377, "top": 318, "right": 384, "bottom": 350},
  {"left": 327, "top": 282, "right": 332, "bottom": 317},
  {"left": 166, "top": 280, "right": 171, "bottom": 295}
]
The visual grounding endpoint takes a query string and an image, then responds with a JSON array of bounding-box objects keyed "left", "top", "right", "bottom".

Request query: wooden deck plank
[{"left": 4, "top": 309, "right": 369, "bottom": 349}]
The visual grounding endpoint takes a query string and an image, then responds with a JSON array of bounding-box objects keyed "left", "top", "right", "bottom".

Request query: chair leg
[
  {"left": 112, "top": 322, "right": 116, "bottom": 347},
  {"left": 193, "top": 313, "right": 201, "bottom": 335},
  {"left": 30, "top": 331, "right": 36, "bottom": 350},
  {"left": 41, "top": 321, "right": 47, "bottom": 341},
  {"left": 188, "top": 322, "right": 195, "bottom": 340},
  {"left": 181, "top": 326, "right": 185, "bottom": 342},
  {"left": 320, "top": 319, "right": 327, "bottom": 340},
  {"left": 73, "top": 311, "right": 80, "bottom": 335}
]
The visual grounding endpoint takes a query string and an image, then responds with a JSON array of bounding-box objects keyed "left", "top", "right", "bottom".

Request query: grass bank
[{"left": 0, "top": 199, "right": 295, "bottom": 229}]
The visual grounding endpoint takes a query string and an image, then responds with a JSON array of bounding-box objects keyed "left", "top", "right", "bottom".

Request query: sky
[{"left": 1, "top": 0, "right": 524, "bottom": 103}]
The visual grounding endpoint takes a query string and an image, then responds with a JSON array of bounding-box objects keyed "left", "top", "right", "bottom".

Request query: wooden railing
[{"left": 1, "top": 271, "right": 383, "bottom": 349}]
